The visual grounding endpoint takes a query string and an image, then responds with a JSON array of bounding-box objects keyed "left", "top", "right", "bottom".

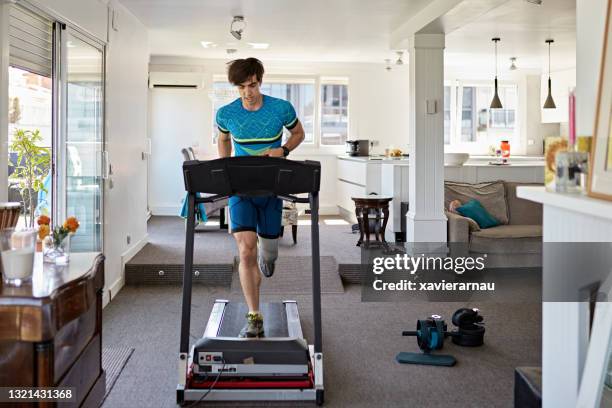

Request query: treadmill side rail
[
  {"left": 178, "top": 352, "right": 188, "bottom": 387},
  {"left": 310, "top": 345, "right": 324, "bottom": 391},
  {"left": 284, "top": 301, "right": 304, "bottom": 339},
  {"left": 204, "top": 299, "right": 228, "bottom": 338}
]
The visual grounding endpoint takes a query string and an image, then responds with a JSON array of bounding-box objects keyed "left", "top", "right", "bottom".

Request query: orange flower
[
  {"left": 37, "top": 215, "right": 51, "bottom": 225},
  {"left": 63, "top": 216, "right": 79, "bottom": 233},
  {"left": 38, "top": 224, "right": 50, "bottom": 240}
]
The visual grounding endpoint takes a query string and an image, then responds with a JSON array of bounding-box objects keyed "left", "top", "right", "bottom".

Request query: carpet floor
[
  {"left": 102, "top": 284, "right": 541, "bottom": 408},
  {"left": 128, "top": 216, "right": 361, "bottom": 266},
  {"left": 230, "top": 256, "right": 343, "bottom": 294}
]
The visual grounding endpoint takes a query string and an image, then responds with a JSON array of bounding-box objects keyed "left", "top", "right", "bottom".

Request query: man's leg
[
  {"left": 229, "top": 196, "right": 265, "bottom": 338},
  {"left": 234, "top": 231, "right": 260, "bottom": 313}
]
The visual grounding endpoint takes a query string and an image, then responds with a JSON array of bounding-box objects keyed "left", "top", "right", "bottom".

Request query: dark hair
[{"left": 227, "top": 58, "right": 264, "bottom": 85}]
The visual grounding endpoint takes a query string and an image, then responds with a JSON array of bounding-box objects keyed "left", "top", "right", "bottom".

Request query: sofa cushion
[
  {"left": 456, "top": 199, "right": 501, "bottom": 228},
  {"left": 472, "top": 224, "right": 542, "bottom": 239},
  {"left": 445, "top": 180, "right": 509, "bottom": 225},
  {"left": 505, "top": 182, "right": 543, "bottom": 225},
  {"left": 470, "top": 225, "right": 542, "bottom": 254}
]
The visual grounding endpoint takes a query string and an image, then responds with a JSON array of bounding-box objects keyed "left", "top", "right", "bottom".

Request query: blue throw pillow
[{"left": 456, "top": 199, "right": 500, "bottom": 229}]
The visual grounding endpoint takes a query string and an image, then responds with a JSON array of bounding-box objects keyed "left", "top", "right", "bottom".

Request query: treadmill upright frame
[{"left": 177, "top": 157, "right": 324, "bottom": 405}]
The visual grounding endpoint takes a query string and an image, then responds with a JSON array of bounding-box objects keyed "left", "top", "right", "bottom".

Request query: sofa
[{"left": 445, "top": 181, "right": 543, "bottom": 255}]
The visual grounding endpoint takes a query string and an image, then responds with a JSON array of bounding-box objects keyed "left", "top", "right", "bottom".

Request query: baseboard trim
[
  {"left": 103, "top": 234, "right": 149, "bottom": 308},
  {"left": 103, "top": 275, "right": 125, "bottom": 308},
  {"left": 121, "top": 233, "right": 149, "bottom": 264}
]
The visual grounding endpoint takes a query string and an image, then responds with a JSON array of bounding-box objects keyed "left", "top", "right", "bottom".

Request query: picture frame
[
  {"left": 589, "top": 0, "right": 612, "bottom": 200},
  {"left": 576, "top": 272, "right": 612, "bottom": 407}
]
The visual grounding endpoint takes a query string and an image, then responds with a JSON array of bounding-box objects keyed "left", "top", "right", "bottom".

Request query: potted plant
[{"left": 9, "top": 129, "right": 50, "bottom": 227}]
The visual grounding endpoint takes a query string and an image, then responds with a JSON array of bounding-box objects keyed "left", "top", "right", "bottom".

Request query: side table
[{"left": 351, "top": 195, "right": 393, "bottom": 246}]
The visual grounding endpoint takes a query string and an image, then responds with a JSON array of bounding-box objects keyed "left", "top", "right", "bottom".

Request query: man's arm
[
  {"left": 218, "top": 132, "right": 232, "bottom": 158},
  {"left": 263, "top": 120, "right": 305, "bottom": 157}
]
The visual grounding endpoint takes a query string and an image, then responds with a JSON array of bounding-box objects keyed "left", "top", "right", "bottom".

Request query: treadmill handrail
[
  {"left": 183, "top": 156, "right": 321, "bottom": 197},
  {"left": 194, "top": 193, "right": 309, "bottom": 204}
]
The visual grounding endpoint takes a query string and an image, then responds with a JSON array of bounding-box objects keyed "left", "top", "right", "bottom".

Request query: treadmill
[{"left": 177, "top": 156, "right": 324, "bottom": 405}]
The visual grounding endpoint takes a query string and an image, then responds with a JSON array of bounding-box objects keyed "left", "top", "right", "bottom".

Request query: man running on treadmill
[{"left": 216, "top": 58, "right": 305, "bottom": 338}]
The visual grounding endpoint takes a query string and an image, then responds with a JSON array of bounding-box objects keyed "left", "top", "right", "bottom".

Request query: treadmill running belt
[{"left": 218, "top": 302, "right": 289, "bottom": 338}]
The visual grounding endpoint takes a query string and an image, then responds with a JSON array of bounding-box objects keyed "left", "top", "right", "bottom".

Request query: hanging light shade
[
  {"left": 543, "top": 39, "right": 556, "bottom": 109},
  {"left": 490, "top": 37, "right": 503, "bottom": 109}
]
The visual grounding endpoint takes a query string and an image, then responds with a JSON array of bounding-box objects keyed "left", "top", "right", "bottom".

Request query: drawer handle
[
  {"left": 194, "top": 270, "right": 200, "bottom": 277},
  {"left": 158, "top": 270, "right": 165, "bottom": 276}
]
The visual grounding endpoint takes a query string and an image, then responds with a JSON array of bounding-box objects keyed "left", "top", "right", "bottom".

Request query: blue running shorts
[{"left": 229, "top": 196, "right": 283, "bottom": 238}]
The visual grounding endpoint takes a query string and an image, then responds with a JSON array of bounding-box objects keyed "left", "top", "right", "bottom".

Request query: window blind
[{"left": 9, "top": 4, "right": 53, "bottom": 77}]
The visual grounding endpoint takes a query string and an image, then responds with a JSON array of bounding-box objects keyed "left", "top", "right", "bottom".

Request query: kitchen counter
[
  {"left": 337, "top": 155, "right": 544, "bottom": 167},
  {"left": 337, "top": 155, "right": 410, "bottom": 163}
]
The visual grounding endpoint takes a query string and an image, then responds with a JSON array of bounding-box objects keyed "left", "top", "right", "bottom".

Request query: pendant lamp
[
  {"left": 543, "top": 39, "right": 556, "bottom": 109},
  {"left": 490, "top": 37, "right": 503, "bottom": 109}
]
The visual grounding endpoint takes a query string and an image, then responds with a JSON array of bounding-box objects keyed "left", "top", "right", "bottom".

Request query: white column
[
  {"left": 406, "top": 33, "right": 446, "bottom": 244},
  {"left": 0, "top": 1, "right": 10, "bottom": 202}
]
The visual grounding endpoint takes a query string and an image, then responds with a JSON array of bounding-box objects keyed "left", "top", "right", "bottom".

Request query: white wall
[
  {"left": 147, "top": 56, "right": 409, "bottom": 215},
  {"left": 526, "top": 75, "right": 562, "bottom": 155},
  {"left": 103, "top": 0, "right": 149, "bottom": 301},
  {"left": 29, "top": 0, "right": 108, "bottom": 43}
]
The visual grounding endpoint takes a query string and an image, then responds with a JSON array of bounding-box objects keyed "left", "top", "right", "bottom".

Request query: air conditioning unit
[{"left": 148, "top": 71, "right": 204, "bottom": 89}]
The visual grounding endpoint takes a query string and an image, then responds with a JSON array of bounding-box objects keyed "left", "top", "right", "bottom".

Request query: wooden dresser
[{"left": 0, "top": 253, "right": 105, "bottom": 407}]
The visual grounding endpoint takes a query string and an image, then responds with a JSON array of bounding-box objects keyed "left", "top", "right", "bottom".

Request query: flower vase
[{"left": 43, "top": 234, "right": 71, "bottom": 264}]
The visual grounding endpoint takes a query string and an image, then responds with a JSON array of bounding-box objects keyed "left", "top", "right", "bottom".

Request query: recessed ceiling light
[
  {"left": 200, "top": 41, "right": 217, "bottom": 48},
  {"left": 248, "top": 42, "right": 269, "bottom": 49}
]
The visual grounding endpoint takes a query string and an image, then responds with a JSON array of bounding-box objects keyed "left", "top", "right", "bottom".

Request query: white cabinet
[{"left": 336, "top": 158, "right": 381, "bottom": 217}]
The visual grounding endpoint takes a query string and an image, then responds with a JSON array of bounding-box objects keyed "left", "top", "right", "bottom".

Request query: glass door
[{"left": 57, "top": 28, "right": 104, "bottom": 251}]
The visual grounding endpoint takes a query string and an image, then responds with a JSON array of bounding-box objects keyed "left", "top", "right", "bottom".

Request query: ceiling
[
  {"left": 445, "top": 0, "right": 576, "bottom": 73},
  {"left": 120, "top": 0, "right": 576, "bottom": 72},
  {"left": 119, "top": 0, "right": 430, "bottom": 63}
]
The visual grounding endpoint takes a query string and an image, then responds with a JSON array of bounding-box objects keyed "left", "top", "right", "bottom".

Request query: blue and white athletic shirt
[{"left": 216, "top": 94, "right": 298, "bottom": 156}]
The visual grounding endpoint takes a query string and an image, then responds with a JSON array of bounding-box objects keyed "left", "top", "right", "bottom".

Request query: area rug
[{"left": 101, "top": 347, "right": 135, "bottom": 403}]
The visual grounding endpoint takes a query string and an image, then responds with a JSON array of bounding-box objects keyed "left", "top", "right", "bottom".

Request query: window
[
  {"left": 211, "top": 79, "right": 315, "bottom": 144},
  {"left": 8, "top": 66, "right": 52, "bottom": 228},
  {"left": 460, "top": 87, "right": 476, "bottom": 142},
  {"left": 211, "top": 77, "right": 349, "bottom": 148},
  {"left": 444, "top": 86, "right": 451, "bottom": 144},
  {"left": 260, "top": 82, "right": 314, "bottom": 143},
  {"left": 320, "top": 83, "right": 348, "bottom": 146},
  {"left": 444, "top": 81, "right": 518, "bottom": 154}
]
